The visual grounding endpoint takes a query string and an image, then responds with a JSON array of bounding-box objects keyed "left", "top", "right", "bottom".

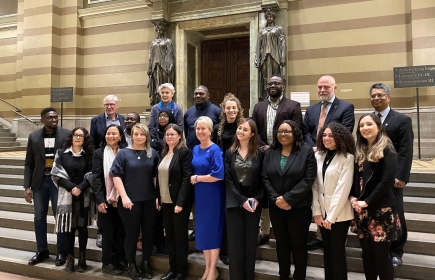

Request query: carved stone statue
[
  {"left": 147, "top": 21, "right": 175, "bottom": 106},
  {"left": 254, "top": 7, "right": 287, "bottom": 101}
]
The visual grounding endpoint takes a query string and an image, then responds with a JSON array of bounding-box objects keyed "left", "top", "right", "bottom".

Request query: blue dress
[{"left": 191, "top": 143, "right": 225, "bottom": 250}]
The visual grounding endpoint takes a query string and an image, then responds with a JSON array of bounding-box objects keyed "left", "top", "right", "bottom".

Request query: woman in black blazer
[
  {"left": 262, "top": 120, "right": 316, "bottom": 280},
  {"left": 158, "top": 124, "right": 193, "bottom": 280},
  {"left": 224, "top": 119, "right": 264, "bottom": 280},
  {"left": 350, "top": 113, "right": 401, "bottom": 280}
]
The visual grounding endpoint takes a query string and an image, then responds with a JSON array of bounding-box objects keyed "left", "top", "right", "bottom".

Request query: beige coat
[{"left": 312, "top": 152, "right": 354, "bottom": 223}]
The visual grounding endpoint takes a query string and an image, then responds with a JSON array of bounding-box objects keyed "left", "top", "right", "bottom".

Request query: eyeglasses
[
  {"left": 103, "top": 103, "right": 117, "bottom": 107},
  {"left": 370, "top": 93, "right": 388, "bottom": 99},
  {"left": 73, "top": 134, "right": 85, "bottom": 139},
  {"left": 267, "top": 82, "right": 284, "bottom": 87},
  {"left": 165, "top": 133, "right": 178, "bottom": 138},
  {"left": 276, "top": 130, "right": 293, "bottom": 135},
  {"left": 159, "top": 115, "right": 169, "bottom": 119}
]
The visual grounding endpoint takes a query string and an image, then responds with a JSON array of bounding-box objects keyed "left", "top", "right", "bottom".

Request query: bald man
[{"left": 303, "top": 75, "right": 355, "bottom": 250}]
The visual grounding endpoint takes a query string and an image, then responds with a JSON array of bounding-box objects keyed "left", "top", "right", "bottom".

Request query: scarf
[
  {"left": 104, "top": 145, "right": 119, "bottom": 204},
  {"left": 51, "top": 150, "right": 93, "bottom": 233},
  {"left": 158, "top": 100, "right": 176, "bottom": 119}
]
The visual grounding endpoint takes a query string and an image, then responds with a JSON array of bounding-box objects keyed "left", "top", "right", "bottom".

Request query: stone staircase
[
  {"left": 0, "top": 157, "right": 433, "bottom": 279},
  {"left": 0, "top": 125, "right": 25, "bottom": 152}
]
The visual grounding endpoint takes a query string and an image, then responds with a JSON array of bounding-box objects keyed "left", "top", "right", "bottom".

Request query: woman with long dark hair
[
  {"left": 51, "top": 127, "right": 94, "bottom": 273},
  {"left": 262, "top": 120, "right": 316, "bottom": 280},
  {"left": 112, "top": 123, "right": 160, "bottom": 280},
  {"left": 312, "top": 122, "right": 355, "bottom": 280},
  {"left": 91, "top": 124, "right": 128, "bottom": 275},
  {"left": 350, "top": 113, "right": 401, "bottom": 280},
  {"left": 225, "top": 119, "right": 264, "bottom": 280},
  {"left": 158, "top": 124, "right": 193, "bottom": 280}
]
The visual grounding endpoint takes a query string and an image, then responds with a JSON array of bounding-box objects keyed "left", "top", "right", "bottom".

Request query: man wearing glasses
[
  {"left": 304, "top": 75, "right": 354, "bottom": 250},
  {"left": 24, "top": 108, "right": 70, "bottom": 266},
  {"left": 370, "top": 83, "right": 413, "bottom": 267},
  {"left": 251, "top": 74, "right": 303, "bottom": 246},
  {"left": 90, "top": 95, "right": 126, "bottom": 248}
]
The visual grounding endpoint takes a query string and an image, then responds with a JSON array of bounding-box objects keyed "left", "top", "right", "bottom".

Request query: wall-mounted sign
[
  {"left": 51, "top": 87, "right": 73, "bottom": 102},
  {"left": 291, "top": 92, "right": 310, "bottom": 106},
  {"left": 394, "top": 65, "right": 435, "bottom": 88}
]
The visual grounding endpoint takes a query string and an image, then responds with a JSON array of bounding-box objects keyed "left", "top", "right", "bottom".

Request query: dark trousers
[
  {"left": 269, "top": 204, "right": 312, "bottom": 280},
  {"left": 118, "top": 198, "right": 157, "bottom": 264},
  {"left": 220, "top": 216, "right": 228, "bottom": 257},
  {"left": 162, "top": 198, "right": 192, "bottom": 275},
  {"left": 98, "top": 204, "right": 126, "bottom": 265},
  {"left": 33, "top": 175, "right": 66, "bottom": 253},
  {"left": 64, "top": 226, "right": 88, "bottom": 256},
  {"left": 320, "top": 220, "right": 350, "bottom": 280},
  {"left": 359, "top": 238, "right": 394, "bottom": 280},
  {"left": 390, "top": 187, "right": 407, "bottom": 258},
  {"left": 226, "top": 206, "right": 261, "bottom": 280},
  {"left": 154, "top": 209, "right": 165, "bottom": 249}
]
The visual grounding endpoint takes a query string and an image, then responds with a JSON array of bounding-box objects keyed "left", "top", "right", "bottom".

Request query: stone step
[
  {"left": 409, "top": 172, "right": 435, "bottom": 183},
  {"left": 0, "top": 158, "right": 25, "bottom": 166},
  {"left": 0, "top": 174, "right": 23, "bottom": 186},
  {"left": 404, "top": 197, "right": 435, "bottom": 214},
  {"left": 0, "top": 137, "right": 17, "bottom": 142},
  {"left": 0, "top": 165, "right": 24, "bottom": 175},
  {"left": 0, "top": 142, "right": 20, "bottom": 147},
  {"left": 0, "top": 196, "right": 48, "bottom": 214},
  {"left": 0, "top": 146, "right": 26, "bottom": 152},
  {"left": 0, "top": 132, "right": 16, "bottom": 137},
  {"left": 404, "top": 182, "right": 435, "bottom": 198}
]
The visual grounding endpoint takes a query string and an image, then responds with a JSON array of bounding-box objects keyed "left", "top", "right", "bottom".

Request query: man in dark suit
[
  {"left": 370, "top": 83, "right": 413, "bottom": 267},
  {"left": 251, "top": 74, "right": 303, "bottom": 245},
  {"left": 90, "top": 94, "right": 125, "bottom": 248},
  {"left": 90, "top": 95, "right": 126, "bottom": 149},
  {"left": 24, "top": 107, "right": 70, "bottom": 266},
  {"left": 304, "top": 75, "right": 355, "bottom": 250}
]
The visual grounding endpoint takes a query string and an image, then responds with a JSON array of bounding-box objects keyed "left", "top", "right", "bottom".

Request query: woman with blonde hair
[
  {"left": 111, "top": 123, "right": 160, "bottom": 280},
  {"left": 191, "top": 116, "right": 225, "bottom": 280},
  {"left": 350, "top": 113, "right": 401, "bottom": 280}
]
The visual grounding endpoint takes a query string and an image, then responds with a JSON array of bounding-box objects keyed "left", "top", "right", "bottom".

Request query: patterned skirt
[{"left": 350, "top": 206, "right": 402, "bottom": 242}]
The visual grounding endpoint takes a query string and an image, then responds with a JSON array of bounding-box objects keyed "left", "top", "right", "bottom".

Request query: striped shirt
[{"left": 266, "top": 96, "right": 283, "bottom": 145}]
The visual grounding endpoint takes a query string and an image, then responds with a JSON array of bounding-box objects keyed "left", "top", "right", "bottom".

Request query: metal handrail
[{"left": 0, "top": 97, "right": 38, "bottom": 126}]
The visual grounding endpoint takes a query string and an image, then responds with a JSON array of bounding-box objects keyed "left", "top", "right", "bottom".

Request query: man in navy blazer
[
  {"left": 90, "top": 95, "right": 126, "bottom": 149},
  {"left": 370, "top": 83, "right": 413, "bottom": 267},
  {"left": 303, "top": 75, "right": 355, "bottom": 148},
  {"left": 304, "top": 75, "right": 355, "bottom": 250}
]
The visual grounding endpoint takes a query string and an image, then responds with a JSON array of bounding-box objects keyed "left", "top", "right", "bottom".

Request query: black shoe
[
  {"left": 392, "top": 257, "right": 402, "bottom": 267},
  {"left": 64, "top": 254, "right": 74, "bottom": 273},
  {"left": 173, "top": 274, "right": 185, "bottom": 280},
  {"left": 28, "top": 250, "right": 49, "bottom": 265},
  {"left": 307, "top": 239, "right": 323, "bottom": 250},
  {"left": 96, "top": 233, "right": 103, "bottom": 248},
  {"left": 155, "top": 245, "right": 168, "bottom": 256},
  {"left": 115, "top": 259, "right": 129, "bottom": 270},
  {"left": 141, "top": 260, "right": 153, "bottom": 279},
  {"left": 102, "top": 263, "right": 123, "bottom": 275},
  {"left": 55, "top": 252, "right": 66, "bottom": 266},
  {"left": 161, "top": 271, "right": 176, "bottom": 280},
  {"left": 219, "top": 255, "right": 229, "bottom": 265},
  {"left": 77, "top": 252, "right": 87, "bottom": 273},
  {"left": 257, "top": 234, "right": 270, "bottom": 246},
  {"left": 128, "top": 263, "right": 143, "bottom": 280},
  {"left": 188, "top": 230, "right": 195, "bottom": 241}
]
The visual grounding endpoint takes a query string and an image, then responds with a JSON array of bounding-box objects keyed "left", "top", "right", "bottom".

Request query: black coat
[
  {"left": 224, "top": 149, "right": 265, "bottom": 209},
  {"left": 262, "top": 144, "right": 316, "bottom": 208},
  {"left": 90, "top": 113, "right": 126, "bottom": 149},
  {"left": 351, "top": 145, "right": 398, "bottom": 210},
  {"left": 24, "top": 127, "right": 70, "bottom": 191},
  {"left": 157, "top": 147, "right": 193, "bottom": 207},
  {"left": 91, "top": 147, "right": 109, "bottom": 205}
]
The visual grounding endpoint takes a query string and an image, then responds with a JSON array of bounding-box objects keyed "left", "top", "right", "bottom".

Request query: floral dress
[{"left": 350, "top": 165, "right": 402, "bottom": 242}]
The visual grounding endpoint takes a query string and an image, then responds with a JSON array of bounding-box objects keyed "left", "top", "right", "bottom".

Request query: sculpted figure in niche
[
  {"left": 254, "top": 8, "right": 287, "bottom": 101},
  {"left": 148, "top": 21, "right": 175, "bottom": 106}
]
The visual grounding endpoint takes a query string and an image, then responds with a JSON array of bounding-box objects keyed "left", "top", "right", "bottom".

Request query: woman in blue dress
[{"left": 190, "top": 116, "right": 225, "bottom": 280}]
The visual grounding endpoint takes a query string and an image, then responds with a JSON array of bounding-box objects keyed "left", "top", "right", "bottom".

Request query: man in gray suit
[{"left": 24, "top": 108, "right": 70, "bottom": 266}]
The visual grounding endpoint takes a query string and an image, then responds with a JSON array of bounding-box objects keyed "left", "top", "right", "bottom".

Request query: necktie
[
  {"left": 317, "top": 102, "right": 329, "bottom": 135},
  {"left": 377, "top": 112, "right": 382, "bottom": 118}
]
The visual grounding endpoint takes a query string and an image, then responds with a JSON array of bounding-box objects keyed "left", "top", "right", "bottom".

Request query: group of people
[{"left": 23, "top": 74, "right": 413, "bottom": 280}]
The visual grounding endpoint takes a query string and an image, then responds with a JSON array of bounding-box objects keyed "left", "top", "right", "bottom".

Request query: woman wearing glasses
[
  {"left": 51, "top": 127, "right": 94, "bottom": 273},
  {"left": 158, "top": 124, "right": 193, "bottom": 280},
  {"left": 112, "top": 123, "right": 160, "bottom": 280},
  {"left": 262, "top": 120, "right": 316, "bottom": 280}
]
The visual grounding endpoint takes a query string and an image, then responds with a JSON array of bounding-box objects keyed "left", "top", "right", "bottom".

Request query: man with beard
[
  {"left": 124, "top": 112, "right": 140, "bottom": 146},
  {"left": 251, "top": 74, "right": 303, "bottom": 245},
  {"left": 370, "top": 83, "right": 413, "bottom": 267},
  {"left": 24, "top": 108, "right": 70, "bottom": 266},
  {"left": 303, "top": 75, "right": 355, "bottom": 250},
  {"left": 184, "top": 85, "right": 221, "bottom": 150}
]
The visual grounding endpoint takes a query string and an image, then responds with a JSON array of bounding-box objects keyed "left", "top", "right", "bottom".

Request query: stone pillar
[{"left": 175, "top": 23, "right": 187, "bottom": 111}]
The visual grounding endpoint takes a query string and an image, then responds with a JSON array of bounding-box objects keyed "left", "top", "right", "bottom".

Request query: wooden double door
[{"left": 202, "top": 37, "right": 250, "bottom": 117}]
